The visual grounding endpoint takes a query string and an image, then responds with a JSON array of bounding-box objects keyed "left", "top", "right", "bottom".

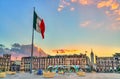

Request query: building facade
[
  {"left": 10, "top": 60, "right": 21, "bottom": 71},
  {"left": 21, "top": 54, "right": 90, "bottom": 71},
  {"left": 0, "top": 54, "right": 11, "bottom": 71},
  {"left": 96, "top": 56, "right": 114, "bottom": 72},
  {"left": 96, "top": 53, "right": 120, "bottom": 72},
  {"left": 113, "top": 53, "right": 120, "bottom": 67},
  {"left": 90, "top": 49, "right": 94, "bottom": 64}
]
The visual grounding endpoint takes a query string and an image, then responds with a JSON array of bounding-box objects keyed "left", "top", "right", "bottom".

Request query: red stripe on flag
[{"left": 39, "top": 19, "right": 45, "bottom": 39}]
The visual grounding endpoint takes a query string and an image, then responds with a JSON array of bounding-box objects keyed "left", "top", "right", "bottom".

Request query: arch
[
  {"left": 70, "top": 66, "right": 76, "bottom": 72},
  {"left": 47, "top": 66, "right": 54, "bottom": 72}
]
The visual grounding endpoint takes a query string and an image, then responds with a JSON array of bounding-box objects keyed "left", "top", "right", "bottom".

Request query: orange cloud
[
  {"left": 71, "top": 0, "right": 77, "bottom": 3},
  {"left": 105, "top": 0, "right": 113, "bottom": 7},
  {"left": 111, "top": 2, "right": 119, "bottom": 10},
  {"left": 115, "top": 17, "right": 120, "bottom": 21},
  {"left": 80, "top": 21, "right": 91, "bottom": 27},
  {"left": 57, "top": 0, "right": 120, "bottom": 31},
  {"left": 79, "top": 0, "right": 92, "bottom": 5},
  {"left": 97, "top": 1, "right": 107, "bottom": 8},
  {"left": 11, "top": 55, "right": 22, "bottom": 60},
  {"left": 97, "top": 0, "right": 119, "bottom": 10},
  {"left": 114, "top": 10, "right": 120, "bottom": 15},
  {"left": 97, "top": 0, "right": 113, "bottom": 8},
  {"left": 50, "top": 44, "right": 120, "bottom": 57},
  {"left": 52, "top": 49, "right": 80, "bottom": 54}
]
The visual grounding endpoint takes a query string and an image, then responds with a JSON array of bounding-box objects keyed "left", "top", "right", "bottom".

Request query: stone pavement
[{"left": 1, "top": 72, "right": 120, "bottom": 79}]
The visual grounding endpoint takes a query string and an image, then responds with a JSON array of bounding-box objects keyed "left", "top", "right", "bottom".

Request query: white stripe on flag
[{"left": 36, "top": 17, "right": 41, "bottom": 33}]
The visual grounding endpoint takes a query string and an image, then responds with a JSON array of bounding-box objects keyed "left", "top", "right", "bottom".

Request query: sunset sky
[{"left": 0, "top": 0, "right": 120, "bottom": 58}]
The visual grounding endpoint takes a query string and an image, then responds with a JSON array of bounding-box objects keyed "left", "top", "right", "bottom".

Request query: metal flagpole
[{"left": 30, "top": 7, "right": 35, "bottom": 73}]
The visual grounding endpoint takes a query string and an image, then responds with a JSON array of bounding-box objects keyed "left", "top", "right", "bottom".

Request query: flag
[{"left": 33, "top": 11, "right": 45, "bottom": 39}]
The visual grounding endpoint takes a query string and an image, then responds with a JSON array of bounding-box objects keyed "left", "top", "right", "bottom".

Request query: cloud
[
  {"left": 105, "top": 0, "right": 113, "bottom": 7},
  {"left": 0, "top": 48, "right": 4, "bottom": 55},
  {"left": 0, "top": 44, "right": 5, "bottom": 55},
  {"left": 105, "top": 10, "right": 113, "bottom": 17},
  {"left": 57, "top": 5, "right": 64, "bottom": 11},
  {"left": 97, "top": 0, "right": 119, "bottom": 10},
  {"left": 52, "top": 49, "right": 80, "bottom": 54},
  {"left": 71, "top": 0, "right": 77, "bottom": 3},
  {"left": 0, "top": 43, "right": 48, "bottom": 60},
  {"left": 57, "top": 8, "right": 62, "bottom": 12},
  {"left": 80, "top": 21, "right": 91, "bottom": 27},
  {"left": 80, "top": 20, "right": 105, "bottom": 30},
  {"left": 57, "top": 0, "right": 120, "bottom": 31},
  {"left": 105, "top": 10, "right": 111, "bottom": 16},
  {"left": 71, "top": 0, "right": 93, "bottom": 5},
  {"left": 108, "top": 22, "right": 120, "bottom": 30},
  {"left": 0, "top": 44, "right": 5, "bottom": 48},
  {"left": 79, "top": 0, "right": 93, "bottom": 5},
  {"left": 114, "top": 10, "right": 120, "bottom": 15},
  {"left": 61, "top": 0, "right": 70, "bottom": 6},
  {"left": 12, "top": 43, "right": 21, "bottom": 48},
  {"left": 70, "top": 7, "right": 75, "bottom": 11},
  {"left": 97, "top": 1, "right": 107, "bottom": 8},
  {"left": 111, "top": 2, "right": 119, "bottom": 10},
  {"left": 57, "top": 0, "right": 70, "bottom": 11},
  {"left": 97, "top": 0, "right": 113, "bottom": 8},
  {"left": 116, "top": 17, "right": 120, "bottom": 21},
  {"left": 58, "top": 0, "right": 120, "bottom": 12}
]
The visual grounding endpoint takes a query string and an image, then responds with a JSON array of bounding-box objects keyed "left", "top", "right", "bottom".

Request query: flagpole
[{"left": 30, "top": 7, "right": 35, "bottom": 73}]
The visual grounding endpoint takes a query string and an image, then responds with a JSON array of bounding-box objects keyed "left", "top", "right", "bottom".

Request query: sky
[{"left": 0, "top": 0, "right": 120, "bottom": 58}]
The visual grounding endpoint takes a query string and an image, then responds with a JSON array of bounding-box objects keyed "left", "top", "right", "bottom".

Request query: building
[
  {"left": 96, "top": 56, "right": 114, "bottom": 72},
  {"left": 90, "top": 49, "right": 94, "bottom": 64},
  {"left": 0, "top": 54, "right": 11, "bottom": 71},
  {"left": 113, "top": 53, "right": 120, "bottom": 67},
  {"left": 21, "top": 54, "right": 90, "bottom": 72},
  {"left": 10, "top": 60, "right": 21, "bottom": 71},
  {"left": 90, "top": 49, "right": 96, "bottom": 71},
  {"left": 96, "top": 53, "right": 120, "bottom": 72}
]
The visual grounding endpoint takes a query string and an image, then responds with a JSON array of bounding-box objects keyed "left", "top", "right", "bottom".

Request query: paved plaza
[{"left": 0, "top": 72, "right": 120, "bottom": 79}]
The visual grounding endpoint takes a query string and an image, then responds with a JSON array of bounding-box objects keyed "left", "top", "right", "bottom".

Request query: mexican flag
[{"left": 33, "top": 11, "right": 45, "bottom": 39}]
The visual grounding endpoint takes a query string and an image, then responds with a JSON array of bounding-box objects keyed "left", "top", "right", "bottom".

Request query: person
[{"left": 37, "top": 69, "right": 43, "bottom": 75}]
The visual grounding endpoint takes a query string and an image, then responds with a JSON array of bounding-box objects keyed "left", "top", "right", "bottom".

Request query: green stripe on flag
[{"left": 33, "top": 11, "right": 37, "bottom": 30}]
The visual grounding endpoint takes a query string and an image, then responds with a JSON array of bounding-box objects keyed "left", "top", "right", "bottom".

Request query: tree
[
  {"left": 0, "top": 44, "right": 5, "bottom": 48},
  {"left": 10, "top": 43, "right": 21, "bottom": 53},
  {"left": 113, "top": 53, "right": 120, "bottom": 57},
  {"left": 0, "top": 44, "right": 5, "bottom": 54},
  {"left": 12, "top": 43, "right": 21, "bottom": 48},
  {"left": 117, "top": 65, "right": 120, "bottom": 73},
  {"left": 4, "top": 48, "right": 10, "bottom": 54}
]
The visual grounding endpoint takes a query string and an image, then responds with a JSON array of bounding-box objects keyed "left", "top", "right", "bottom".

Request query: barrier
[
  {"left": 76, "top": 71, "right": 85, "bottom": 76},
  {"left": 6, "top": 71, "right": 16, "bottom": 75},
  {"left": 58, "top": 71, "right": 64, "bottom": 74},
  {"left": 92, "top": 71, "right": 96, "bottom": 73},
  {"left": 43, "top": 72, "right": 55, "bottom": 78},
  {"left": 0, "top": 72, "right": 6, "bottom": 78}
]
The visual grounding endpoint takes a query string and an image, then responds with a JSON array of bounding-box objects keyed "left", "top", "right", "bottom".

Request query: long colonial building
[
  {"left": 96, "top": 53, "right": 120, "bottom": 72},
  {"left": 21, "top": 54, "right": 90, "bottom": 71}
]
